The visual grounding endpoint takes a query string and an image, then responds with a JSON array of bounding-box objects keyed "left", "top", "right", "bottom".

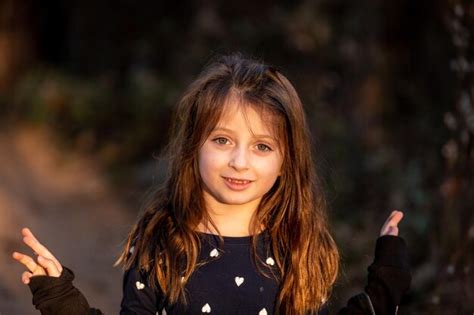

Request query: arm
[
  {"left": 13, "top": 228, "right": 163, "bottom": 315},
  {"left": 25, "top": 262, "right": 163, "bottom": 315},
  {"left": 28, "top": 266, "right": 104, "bottom": 315},
  {"left": 12, "top": 228, "right": 104, "bottom": 315},
  {"left": 337, "top": 211, "right": 411, "bottom": 315}
]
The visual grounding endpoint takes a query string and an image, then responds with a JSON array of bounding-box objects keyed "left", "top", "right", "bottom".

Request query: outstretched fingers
[
  {"left": 12, "top": 251, "right": 61, "bottom": 279},
  {"left": 37, "top": 255, "right": 61, "bottom": 277},
  {"left": 12, "top": 228, "right": 64, "bottom": 286},
  {"left": 380, "top": 210, "right": 404, "bottom": 236},
  {"left": 21, "top": 228, "right": 63, "bottom": 273},
  {"left": 12, "top": 252, "right": 40, "bottom": 284},
  {"left": 12, "top": 252, "right": 46, "bottom": 276}
]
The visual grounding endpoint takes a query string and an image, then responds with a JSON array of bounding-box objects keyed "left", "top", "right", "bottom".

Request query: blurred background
[{"left": 0, "top": 0, "right": 473, "bottom": 314}]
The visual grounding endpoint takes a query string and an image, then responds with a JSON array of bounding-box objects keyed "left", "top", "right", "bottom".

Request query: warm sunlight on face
[{"left": 198, "top": 100, "right": 283, "bottom": 216}]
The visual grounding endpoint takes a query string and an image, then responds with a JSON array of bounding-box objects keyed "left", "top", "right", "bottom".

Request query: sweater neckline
[{"left": 197, "top": 229, "right": 268, "bottom": 245}]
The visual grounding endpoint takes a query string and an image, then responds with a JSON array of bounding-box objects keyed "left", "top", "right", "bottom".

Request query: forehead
[{"left": 213, "top": 96, "right": 279, "bottom": 138}]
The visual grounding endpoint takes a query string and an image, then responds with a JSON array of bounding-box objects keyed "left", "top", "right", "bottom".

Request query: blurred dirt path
[{"left": 0, "top": 126, "right": 136, "bottom": 314}]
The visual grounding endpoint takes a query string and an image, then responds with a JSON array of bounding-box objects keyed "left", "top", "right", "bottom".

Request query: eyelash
[
  {"left": 256, "top": 143, "right": 272, "bottom": 152},
  {"left": 212, "top": 137, "right": 273, "bottom": 152},
  {"left": 214, "top": 137, "right": 229, "bottom": 145}
]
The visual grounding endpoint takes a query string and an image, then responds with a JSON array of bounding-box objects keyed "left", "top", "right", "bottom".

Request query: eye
[
  {"left": 256, "top": 143, "right": 272, "bottom": 152},
  {"left": 213, "top": 137, "right": 229, "bottom": 145}
]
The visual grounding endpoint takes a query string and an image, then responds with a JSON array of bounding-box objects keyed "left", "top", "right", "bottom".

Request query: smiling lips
[{"left": 223, "top": 176, "right": 253, "bottom": 191}]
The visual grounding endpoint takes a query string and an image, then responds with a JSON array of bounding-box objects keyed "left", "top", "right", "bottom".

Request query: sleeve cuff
[
  {"left": 373, "top": 235, "right": 409, "bottom": 269},
  {"left": 28, "top": 266, "right": 90, "bottom": 312}
]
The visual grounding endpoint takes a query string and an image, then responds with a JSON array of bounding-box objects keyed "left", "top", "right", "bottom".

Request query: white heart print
[
  {"left": 135, "top": 281, "right": 145, "bottom": 290},
  {"left": 201, "top": 303, "right": 211, "bottom": 313},
  {"left": 162, "top": 308, "right": 168, "bottom": 315},
  {"left": 234, "top": 276, "right": 244, "bottom": 287},
  {"left": 265, "top": 257, "right": 275, "bottom": 266},
  {"left": 209, "top": 248, "right": 219, "bottom": 257},
  {"left": 259, "top": 308, "right": 268, "bottom": 315}
]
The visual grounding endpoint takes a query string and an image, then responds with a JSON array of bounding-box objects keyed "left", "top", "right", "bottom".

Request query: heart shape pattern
[
  {"left": 234, "top": 276, "right": 244, "bottom": 287},
  {"left": 210, "top": 248, "right": 219, "bottom": 257},
  {"left": 202, "top": 303, "right": 211, "bottom": 313},
  {"left": 265, "top": 257, "right": 275, "bottom": 266},
  {"left": 135, "top": 281, "right": 145, "bottom": 290},
  {"left": 259, "top": 308, "right": 268, "bottom": 315}
]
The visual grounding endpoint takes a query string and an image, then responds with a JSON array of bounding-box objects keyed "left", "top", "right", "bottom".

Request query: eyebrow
[{"left": 212, "top": 127, "right": 276, "bottom": 141}]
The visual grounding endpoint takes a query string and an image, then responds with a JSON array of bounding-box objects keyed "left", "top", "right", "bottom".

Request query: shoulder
[{"left": 121, "top": 263, "right": 165, "bottom": 313}]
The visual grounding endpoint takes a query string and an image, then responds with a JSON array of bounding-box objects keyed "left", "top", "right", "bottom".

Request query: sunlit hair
[{"left": 115, "top": 53, "right": 339, "bottom": 314}]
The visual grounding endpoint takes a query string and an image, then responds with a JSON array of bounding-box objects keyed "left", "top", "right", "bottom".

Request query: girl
[{"left": 12, "top": 54, "right": 410, "bottom": 314}]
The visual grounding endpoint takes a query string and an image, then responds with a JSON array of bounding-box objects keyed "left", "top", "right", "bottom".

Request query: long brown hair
[{"left": 115, "top": 53, "right": 339, "bottom": 314}]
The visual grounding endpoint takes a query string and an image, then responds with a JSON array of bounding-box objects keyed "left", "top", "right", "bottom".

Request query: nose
[{"left": 229, "top": 146, "right": 250, "bottom": 171}]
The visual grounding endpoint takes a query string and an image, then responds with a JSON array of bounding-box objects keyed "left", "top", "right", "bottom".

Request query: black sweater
[{"left": 28, "top": 235, "right": 410, "bottom": 314}]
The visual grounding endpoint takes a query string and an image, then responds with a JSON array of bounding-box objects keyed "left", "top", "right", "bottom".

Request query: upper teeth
[{"left": 226, "top": 178, "right": 249, "bottom": 184}]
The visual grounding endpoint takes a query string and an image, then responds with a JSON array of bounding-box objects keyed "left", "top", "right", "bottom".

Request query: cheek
[
  {"left": 198, "top": 152, "right": 210, "bottom": 180},
  {"left": 254, "top": 156, "right": 283, "bottom": 180},
  {"left": 198, "top": 147, "right": 223, "bottom": 178}
]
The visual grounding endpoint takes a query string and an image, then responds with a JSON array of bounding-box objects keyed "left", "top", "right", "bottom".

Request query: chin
[
  {"left": 216, "top": 195, "right": 258, "bottom": 206},
  {"left": 219, "top": 198, "right": 254, "bottom": 205}
]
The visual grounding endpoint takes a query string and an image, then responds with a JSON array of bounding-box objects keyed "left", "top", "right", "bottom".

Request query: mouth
[
  {"left": 222, "top": 177, "right": 253, "bottom": 184},
  {"left": 222, "top": 177, "right": 254, "bottom": 191}
]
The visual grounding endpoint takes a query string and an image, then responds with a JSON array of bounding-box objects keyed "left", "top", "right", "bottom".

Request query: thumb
[{"left": 22, "top": 271, "right": 33, "bottom": 285}]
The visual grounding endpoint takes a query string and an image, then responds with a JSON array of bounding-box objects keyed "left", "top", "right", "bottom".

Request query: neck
[{"left": 198, "top": 193, "right": 262, "bottom": 237}]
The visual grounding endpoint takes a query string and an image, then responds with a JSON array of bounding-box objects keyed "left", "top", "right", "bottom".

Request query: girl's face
[{"left": 198, "top": 100, "right": 283, "bottom": 214}]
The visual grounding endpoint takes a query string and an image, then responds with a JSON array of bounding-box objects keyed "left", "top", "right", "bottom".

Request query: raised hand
[
  {"left": 379, "top": 210, "right": 404, "bottom": 236},
  {"left": 12, "top": 228, "right": 63, "bottom": 284}
]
